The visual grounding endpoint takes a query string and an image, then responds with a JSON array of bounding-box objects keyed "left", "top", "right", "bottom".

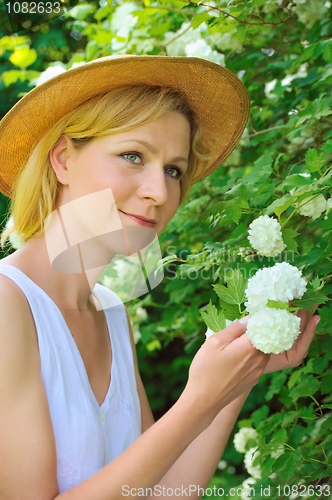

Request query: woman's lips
[{"left": 120, "top": 211, "right": 156, "bottom": 228}]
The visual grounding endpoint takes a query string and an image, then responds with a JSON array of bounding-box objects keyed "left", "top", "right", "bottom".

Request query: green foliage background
[{"left": 1, "top": 0, "right": 332, "bottom": 497}]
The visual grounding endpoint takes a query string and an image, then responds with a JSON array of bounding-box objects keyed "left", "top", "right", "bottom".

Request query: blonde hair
[{"left": 1, "top": 85, "right": 214, "bottom": 251}]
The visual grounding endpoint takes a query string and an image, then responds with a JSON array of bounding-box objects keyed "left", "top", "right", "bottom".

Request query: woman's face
[{"left": 55, "top": 111, "right": 191, "bottom": 239}]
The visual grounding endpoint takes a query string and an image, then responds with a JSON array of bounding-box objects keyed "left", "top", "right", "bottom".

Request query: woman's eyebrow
[{"left": 117, "top": 139, "right": 189, "bottom": 164}]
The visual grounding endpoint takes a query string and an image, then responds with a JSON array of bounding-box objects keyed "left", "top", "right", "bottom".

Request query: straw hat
[{"left": 0, "top": 54, "right": 250, "bottom": 199}]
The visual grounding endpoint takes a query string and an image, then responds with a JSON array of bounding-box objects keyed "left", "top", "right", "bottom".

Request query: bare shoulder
[
  {"left": 0, "top": 272, "right": 40, "bottom": 363},
  {"left": 0, "top": 273, "right": 59, "bottom": 498}
]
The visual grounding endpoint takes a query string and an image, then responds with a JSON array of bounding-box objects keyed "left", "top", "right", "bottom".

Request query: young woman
[{"left": 0, "top": 55, "right": 319, "bottom": 499}]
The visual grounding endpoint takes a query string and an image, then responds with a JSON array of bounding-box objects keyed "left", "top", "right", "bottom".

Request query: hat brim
[{"left": 0, "top": 54, "right": 250, "bottom": 199}]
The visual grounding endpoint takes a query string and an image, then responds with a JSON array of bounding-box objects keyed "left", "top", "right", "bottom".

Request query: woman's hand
[
  {"left": 263, "top": 309, "right": 320, "bottom": 375},
  {"left": 185, "top": 319, "right": 270, "bottom": 421}
]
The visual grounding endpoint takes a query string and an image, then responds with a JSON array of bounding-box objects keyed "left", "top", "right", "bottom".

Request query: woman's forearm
[{"left": 149, "top": 390, "right": 251, "bottom": 500}]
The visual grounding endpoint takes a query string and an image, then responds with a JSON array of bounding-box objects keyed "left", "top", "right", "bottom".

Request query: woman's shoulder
[{"left": 0, "top": 262, "right": 41, "bottom": 361}]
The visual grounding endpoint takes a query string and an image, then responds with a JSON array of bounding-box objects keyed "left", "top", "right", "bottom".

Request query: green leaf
[
  {"left": 251, "top": 405, "right": 269, "bottom": 427},
  {"left": 266, "top": 300, "right": 290, "bottom": 310},
  {"left": 289, "top": 376, "right": 320, "bottom": 402},
  {"left": 265, "top": 372, "right": 288, "bottom": 401},
  {"left": 68, "top": 4, "right": 95, "bottom": 20},
  {"left": 292, "top": 41, "right": 320, "bottom": 67},
  {"left": 218, "top": 299, "right": 240, "bottom": 321},
  {"left": 224, "top": 201, "right": 242, "bottom": 224},
  {"left": 281, "top": 228, "right": 299, "bottom": 253},
  {"left": 275, "top": 197, "right": 295, "bottom": 218},
  {"left": 292, "top": 290, "right": 330, "bottom": 310},
  {"left": 311, "top": 276, "right": 321, "bottom": 289},
  {"left": 2, "top": 70, "right": 28, "bottom": 86},
  {"left": 280, "top": 174, "right": 313, "bottom": 190},
  {"left": 321, "top": 373, "right": 332, "bottom": 395},
  {"left": 282, "top": 411, "right": 301, "bottom": 428},
  {"left": 305, "top": 149, "right": 326, "bottom": 172},
  {"left": 242, "top": 154, "right": 273, "bottom": 184},
  {"left": 264, "top": 194, "right": 292, "bottom": 216},
  {"left": 288, "top": 369, "right": 303, "bottom": 389},
  {"left": 201, "top": 301, "right": 226, "bottom": 333},
  {"left": 198, "top": 201, "right": 225, "bottom": 224},
  {"left": 322, "top": 139, "right": 332, "bottom": 154},
  {"left": 190, "top": 12, "right": 211, "bottom": 29},
  {"left": 9, "top": 46, "right": 37, "bottom": 68},
  {"left": 322, "top": 38, "right": 332, "bottom": 62},
  {"left": 271, "top": 450, "right": 302, "bottom": 480},
  {"left": 213, "top": 270, "right": 246, "bottom": 306}
]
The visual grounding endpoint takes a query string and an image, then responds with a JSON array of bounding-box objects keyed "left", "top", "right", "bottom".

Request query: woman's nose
[{"left": 138, "top": 167, "right": 169, "bottom": 205}]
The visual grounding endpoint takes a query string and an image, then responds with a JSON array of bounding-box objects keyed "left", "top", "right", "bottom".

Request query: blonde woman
[{"left": 0, "top": 55, "right": 319, "bottom": 499}]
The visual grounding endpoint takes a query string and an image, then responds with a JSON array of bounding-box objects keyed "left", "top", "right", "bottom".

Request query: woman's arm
[
  {"left": 126, "top": 308, "right": 251, "bottom": 499},
  {"left": 125, "top": 307, "right": 319, "bottom": 500},
  {"left": 150, "top": 391, "right": 251, "bottom": 500}
]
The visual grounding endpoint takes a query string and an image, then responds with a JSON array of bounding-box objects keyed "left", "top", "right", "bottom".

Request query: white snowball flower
[
  {"left": 326, "top": 198, "right": 332, "bottom": 212},
  {"left": 296, "top": 194, "right": 327, "bottom": 219},
  {"left": 205, "top": 327, "right": 215, "bottom": 339},
  {"left": 245, "top": 262, "right": 307, "bottom": 315},
  {"left": 5, "top": 216, "right": 24, "bottom": 249},
  {"left": 211, "top": 30, "right": 242, "bottom": 52},
  {"left": 264, "top": 79, "right": 277, "bottom": 99},
  {"left": 281, "top": 64, "right": 308, "bottom": 88},
  {"left": 185, "top": 39, "right": 225, "bottom": 66},
  {"left": 34, "top": 65, "right": 67, "bottom": 86},
  {"left": 248, "top": 215, "right": 286, "bottom": 257},
  {"left": 244, "top": 447, "right": 261, "bottom": 480},
  {"left": 70, "top": 61, "right": 86, "bottom": 69},
  {"left": 246, "top": 308, "right": 301, "bottom": 354},
  {"left": 292, "top": 0, "right": 328, "bottom": 28},
  {"left": 241, "top": 477, "right": 256, "bottom": 500},
  {"left": 234, "top": 427, "right": 259, "bottom": 453},
  {"left": 135, "top": 307, "right": 147, "bottom": 321}
]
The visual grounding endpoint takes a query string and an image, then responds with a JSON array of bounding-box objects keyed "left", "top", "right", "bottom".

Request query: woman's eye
[
  {"left": 121, "top": 152, "right": 142, "bottom": 164},
  {"left": 165, "top": 166, "right": 183, "bottom": 179}
]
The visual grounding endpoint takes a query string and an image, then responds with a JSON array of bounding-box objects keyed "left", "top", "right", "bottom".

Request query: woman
[{"left": 0, "top": 55, "right": 319, "bottom": 499}]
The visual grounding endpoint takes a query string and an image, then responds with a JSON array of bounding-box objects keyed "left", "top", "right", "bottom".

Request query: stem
[
  {"left": 310, "top": 395, "right": 324, "bottom": 418},
  {"left": 248, "top": 125, "right": 286, "bottom": 138},
  {"left": 281, "top": 208, "right": 297, "bottom": 228}
]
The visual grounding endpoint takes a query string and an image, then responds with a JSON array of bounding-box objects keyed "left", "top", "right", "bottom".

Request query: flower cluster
[
  {"left": 245, "top": 262, "right": 307, "bottom": 354},
  {"left": 5, "top": 215, "right": 24, "bottom": 250},
  {"left": 292, "top": 0, "right": 329, "bottom": 29},
  {"left": 234, "top": 427, "right": 285, "bottom": 499},
  {"left": 296, "top": 193, "right": 328, "bottom": 220},
  {"left": 248, "top": 215, "right": 286, "bottom": 257},
  {"left": 241, "top": 477, "right": 257, "bottom": 500},
  {"left": 233, "top": 427, "right": 259, "bottom": 453},
  {"left": 163, "top": 22, "right": 225, "bottom": 66},
  {"left": 244, "top": 447, "right": 261, "bottom": 480}
]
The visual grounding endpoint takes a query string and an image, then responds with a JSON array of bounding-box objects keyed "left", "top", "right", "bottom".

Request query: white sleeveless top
[{"left": 0, "top": 264, "right": 141, "bottom": 493}]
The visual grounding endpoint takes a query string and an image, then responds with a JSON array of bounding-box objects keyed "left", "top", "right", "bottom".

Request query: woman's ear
[{"left": 49, "top": 135, "right": 76, "bottom": 185}]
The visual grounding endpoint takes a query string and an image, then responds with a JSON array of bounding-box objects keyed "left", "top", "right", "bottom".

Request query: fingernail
[
  {"left": 239, "top": 316, "right": 250, "bottom": 325},
  {"left": 315, "top": 317, "right": 321, "bottom": 326}
]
